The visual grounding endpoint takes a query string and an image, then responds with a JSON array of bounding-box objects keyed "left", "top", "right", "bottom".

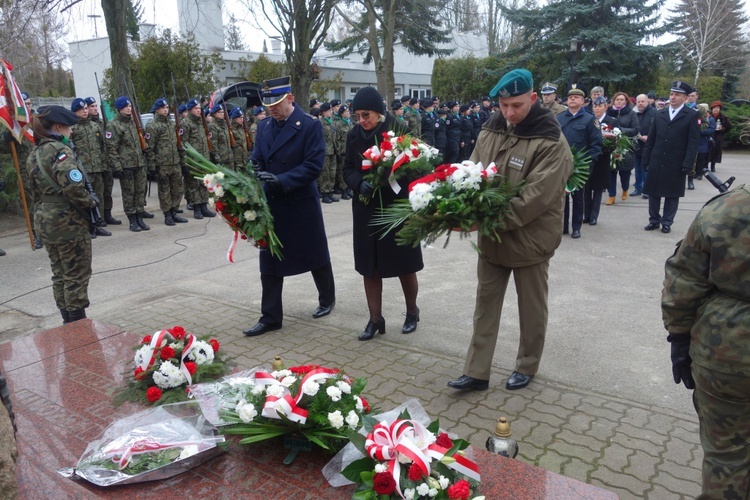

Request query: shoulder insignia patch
[
  {"left": 179, "top": 128, "right": 183, "bottom": 136},
  {"left": 56, "top": 152, "right": 68, "bottom": 162},
  {"left": 144, "top": 132, "right": 151, "bottom": 140},
  {"left": 105, "top": 131, "right": 112, "bottom": 139},
  {"left": 69, "top": 169, "right": 83, "bottom": 182},
  {"left": 208, "top": 132, "right": 213, "bottom": 139}
]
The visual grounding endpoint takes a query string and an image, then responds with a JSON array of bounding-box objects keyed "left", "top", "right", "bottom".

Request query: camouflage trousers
[
  {"left": 693, "top": 364, "right": 750, "bottom": 499},
  {"left": 45, "top": 236, "right": 92, "bottom": 312},
  {"left": 119, "top": 167, "right": 147, "bottom": 215},
  {"left": 102, "top": 169, "right": 114, "bottom": 210},
  {"left": 88, "top": 172, "right": 105, "bottom": 213},
  {"left": 318, "top": 154, "right": 336, "bottom": 193},
  {"left": 183, "top": 169, "right": 208, "bottom": 205},
  {"left": 156, "top": 164, "right": 184, "bottom": 212}
]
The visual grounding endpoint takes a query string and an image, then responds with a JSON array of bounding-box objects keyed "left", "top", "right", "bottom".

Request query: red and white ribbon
[
  {"left": 363, "top": 146, "right": 381, "bottom": 164},
  {"left": 254, "top": 368, "right": 336, "bottom": 425},
  {"left": 227, "top": 231, "right": 239, "bottom": 263},
  {"left": 102, "top": 438, "right": 208, "bottom": 469},
  {"left": 137, "top": 329, "right": 198, "bottom": 385}
]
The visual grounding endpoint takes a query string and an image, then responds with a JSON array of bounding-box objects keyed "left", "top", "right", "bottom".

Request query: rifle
[
  {"left": 170, "top": 74, "right": 183, "bottom": 151},
  {"left": 223, "top": 103, "right": 236, "bottom": 149},
  {"left": 94, "top": 72, "right": 108, "bottom": 128},
  {"left": 122, "top": 77, "right": 151, "bottom": 197},
  {"left": 185, "top": 83, "right": 213, "bottom": 153},
  {"left": 701, "top": 168, "right": 735, "bottom": 193},
  {"left": 242, "top": 109, "right": 252, "bottom": 150}
]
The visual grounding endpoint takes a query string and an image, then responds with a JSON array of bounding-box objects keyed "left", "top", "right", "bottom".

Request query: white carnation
[
  {"left": 266, "top": 384, "right": 286, "bottom": 398},
  {"left": 152, "top": 361, "right": 186, "bottom": 389},
  {"left": 302, "top": 380, "right": 320, "bottom": 396},
  {"left": 213, "top": 186, "right": 225, "bottom": 198},
  {"left": 336, "top": 381, "right": 351, "bottom": 394},
  {"left": 326, "top": 386, "right": 342, "bottom": 402},
  {"left": 374, "top": 463, "right": 387, "bottom": 473},
  {"left": 237, "top": 402, "right": 258, "bottom": 423},
  {"left": 404, "top": 489, "right": 415, "bottom": 500},
  {"left": 187, "top": 340, "right": 215, "bottom": 365},
  {"left": 428, "top": 488, "right": 438, "bottom": 497},
  {"left": 244, "top": 210, "right": 257, "bottom": 221},
  {"left": 439, "top": 476, "right": 450, "bottom": 489},
  {"left": 215, "top": 172, "right": 225, "bottom": 179},
  {"left": 280, "top": 376, "right": 296, "bottom": 387},
  {"left": 409, "top": 182, "right": 435, "bottom": 211},
  {"left": 345, "top": 410, "right": 360, "bottom": 429},
  {"left": 235, "top": 196, "right": 248, "bottom": 204},
  {"left": 328, "top": 410, "right": 344, "bottom": 429},
  {"left": 272, "top": 369, "right": 292, "bottom": 378},
  {"left": 383, "top": 150, "right": 393, "bottom": 159},
  {"left": 252, "top": 385, "right": 265, "bottom": 395},
  {"left": 354, "top": 396, "right": 364, "bottom": 411},
  {"left": 134, "top": 345, "right": 151, "bottom": 367},
  {"left": 416, "top": 483, "right": 430, "bottom": 496}
]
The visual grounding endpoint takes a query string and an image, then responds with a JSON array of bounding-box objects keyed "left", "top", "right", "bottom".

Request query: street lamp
[{"left": 569, "top": 38, "right": 580, "bottom": 86}]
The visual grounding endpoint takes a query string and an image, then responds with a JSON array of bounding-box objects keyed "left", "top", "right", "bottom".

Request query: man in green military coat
[
  {"left": 181, "top": 98, "right": 215, "bottom": 219},
  {"left": 207, "top": 103, "right": 232, "bottom": 167}
]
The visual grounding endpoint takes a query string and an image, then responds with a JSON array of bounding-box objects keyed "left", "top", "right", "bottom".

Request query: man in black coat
[
  {"left": 632, "top": 93, "right": 657, "bottom": 198},
  {"left": 243, "top": 76, "right": 336, "bottom": 336},
  {"left": 641, "top": 81, "right": 701, "bottom": 234}
]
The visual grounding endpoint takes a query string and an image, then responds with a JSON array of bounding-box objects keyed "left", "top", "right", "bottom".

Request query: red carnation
[
  {"left": 372, "top": 472, "right": 396, "bottom": 495},
  {"left": 436, "top": 432, "right": 453, "bottom": 449},
  {"left": 209, "top": 338, "right": 220, "bottom": 352},
  {"left": 141, "top": 335, "right": 151, "bottom": 344},
  {"left": 380, "top": 140, "right": 392, "bottom": 151},
  {"left": 381, "top": 132, "right": 390, "bottom": 140},
  {"left": 447, "top": 479, "right": 471, "bottom": 500},
  {"left": 160, "top": 346, "right": 176, "bottom": 360},
  {"left": 408, "top": 463, "right": 425, "bottom": 481},
  {"left": 146, "top": 387, "right": 163, "bottom": 403},
  {"left": 361, "top": 397, "right": 371, "bottom": 413},
  {"left": 134, "top": 366, "right": 145, "bottom": 380},
  {"left": 185, "top": 361, "right": 197, "bottom": 375},
  {"left": 215, "top": 201, "right": 226, "bottom": 212},
  {"left": 170, "top": 326, "right": 186, "bottom": 340}
]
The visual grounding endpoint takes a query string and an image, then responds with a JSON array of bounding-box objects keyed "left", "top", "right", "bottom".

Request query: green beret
[{"left": 489, "top": 68, "right": 533, "bottom": 99}]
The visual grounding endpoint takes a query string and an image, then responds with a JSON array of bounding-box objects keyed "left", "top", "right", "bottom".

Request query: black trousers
[
  {"left": 648, "top": 196, "right": 679, "bottom": 227},
  {"left": 259, "top": 262, "right": 335, "bottom": 325}
]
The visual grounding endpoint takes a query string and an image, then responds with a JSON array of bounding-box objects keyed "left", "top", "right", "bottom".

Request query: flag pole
[{"left": 10, "top": 140, "right": 34, "bottom": 250}]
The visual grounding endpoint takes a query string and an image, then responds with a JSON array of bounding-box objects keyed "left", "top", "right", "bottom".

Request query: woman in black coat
[
  {"left": 605, "top": 92, "right": 640, "bottom": 204},
  {"left": 342, "top": 87, "right": 424, "bottom": 341},
  {"left": 709, "top": 101, "right": 732, "bottom": 172},
  {"left": 586, "top": 97, "right": 616, "bottom": 225}
]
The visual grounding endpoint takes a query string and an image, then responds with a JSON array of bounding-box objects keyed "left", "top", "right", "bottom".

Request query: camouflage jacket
[
  {"left": 145, "top": 113, "right": 180, "bottom": 167},
  {"left": 320, "top": 117, "right": 338, "bottom": 156},
  {"left": 27, "top": 136, "right": 95, "bottom": 243},
  {"left": 105, "top": 113, "right": 145, "bottom": 172},
  {"left": 183, "top": 113, "right": 209, "bottom": 158},
  {"left": 662, "top": 185, "right": 750, "bottom": 375},
  {"left": 208, "top": 120, "right": 232, "bottom": 166},
  {"left": 231, "top": 122, "right": 248, "bottom": 171},
  {"left": 406, "top": 108, "right": 421, "bottom": 137},
  {"left": 71, "top": 117, "right": 106, "bottom": 173},
  {"left": 332, "top": 115, "right": 349, "bottom": 156}
]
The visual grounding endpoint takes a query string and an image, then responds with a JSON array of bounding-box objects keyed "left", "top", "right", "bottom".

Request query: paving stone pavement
[{"left": 101, "top": 292, "right": 704, "bottom": 499}]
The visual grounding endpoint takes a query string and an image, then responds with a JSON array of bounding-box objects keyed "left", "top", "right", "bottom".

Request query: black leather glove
[
  {"left": 680, "top": 165, "right": 693, "bottom": 174},
  {"left": 256, "top": 171, "right": 280, "bottom": 188},
  {"left": 121, "top": 169, "right": 135, "bottom": 180},
  {"left": 359, "top": 180, "right": 375, "bottom": 198},
  {"left": 668, "top": 334, "right": 695, "bottom": 390}
]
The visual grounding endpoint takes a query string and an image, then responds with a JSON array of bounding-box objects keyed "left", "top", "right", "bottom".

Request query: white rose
[
  {"left": 345, "top": 410, "right": 359, "bottom": 429},
  {"left": 302, "top": 380, "right": 320, "bottom": 396},
  {"left": 336, "top": 381, "right": 351, "bottom": 394},
  {"left": 244, "top": 210, "right": 257, "bottom": 221},
  {"left": 328, "top": 410, "right": 344, "bottom": 429},
  {"left": 326, "top": 386, "right": 342, "bottom": 402},
  {"left": 237, "top": 403, "right": 258, "bottom": 423}
]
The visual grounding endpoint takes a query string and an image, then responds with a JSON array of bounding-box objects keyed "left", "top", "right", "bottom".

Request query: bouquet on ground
[
  {"left": 208, "top": 364, "right": 370, "bottom": 452},
  {"left": 339, "top": 408, "right": 482, "bottom": 499},
  {"left": 184, "top": 143, "right": 282, "bottom": 260},
  {"left": 565, "top": 147, "right": 592, "bottom": 194},
  {"left": 360, "top": 130, "right": 442, "bottom": 202},
  {"left": 601, "top": 124, "right": 633, "bottom": 171},
  {"left": 370, "top": 161, "right": 522, "bottom": 249},
  {"left": 113, "top": 325, "right": 229, "bottom": 407},
  {"left": 58, "top": 402, "right": 225, "bottom": 486}
]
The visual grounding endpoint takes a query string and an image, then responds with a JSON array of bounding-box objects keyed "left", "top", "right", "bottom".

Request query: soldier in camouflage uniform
[
  {"left": 332, "top": 104, "right": 351, "bottom": 200},
  {"left": 229, "top": 106, "right": 249, "bottom": 171},
  {"left": 105, "top": 96, "right": 149, "bottom": 232},
  {"left": 145, "top": 98, "right": 188, "bottom": 226},
  {"left": 407, "top": 97, "right": 421, "bottom": 137},
  {"left": 71, "top": 98, "right": 111, "bottom": 238},
  {"left": 318, "top": 102, "right": 339, "bottom": 203},
  {"left": 84, "top": 96, "right": 121, "bottom": 226},
  {"left": 207, "top": 103, "right": 232, "bottom": 167},
  {"left": 249, "top": 106, "right": 266, "bottom": 148},
  {"left": 662, "top": 185, "right": 750, "bottom": 499},
  {"left": 28, "top": 106, "right": 97, "bottom": 324},
  {"left": 181, "top": 98, "right": 215, "bottom": 219}
]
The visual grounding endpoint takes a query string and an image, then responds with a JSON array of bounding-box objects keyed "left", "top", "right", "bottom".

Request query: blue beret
[
  {"left": 209, "top": 103, "right": 224, "bottom": 114},
  {"left": 71, "top": 98, "right": 87, "bottom": 112},
  {"left": 84, "top": 96, "right": 97, "bottom": 105},
  {"left": 203, "top": 107, "right": 210, "bottom": 116},
  {"left": 490, "top": 68, "right": 534, "bottom": 99},
  {"left": 185, "top": 98, "right": 199, "bottom": 110},
  {"left": 177, "top": 103, "right": 187, "bottom": 114},
  {"left": 114, "top": 96, "right": 131, "bottom": 110},
  {"left": 37, "top": 105, "right": 79, "bottom": 126},
  {"left": 330, "top": 99, "right": 341, "bottom": 107},
  {"left": 253, "top": 106, "right": 265, "bottom": 116},
  {"left": 593, "top": 96, "right": 608, "bottom": 106},
  {"left": 229, "top": 107, "right": 243, "bottom": 119},
  {"left": 151, "top": 98, "right": 168, "bottom": 113},
  {"left": 319, "top": 102, "right": 332, "bottom": 112}
]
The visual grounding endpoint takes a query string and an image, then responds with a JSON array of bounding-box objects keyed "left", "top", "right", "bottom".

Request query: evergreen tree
[
  {"left": 225, "top": 14, "right": 246, "bottom": 50},
  {"left": 501, "top": 0, "right": 668, "bottom": 96},
  {"left": 125, "top": 0, "right": 144, "bottom": 41}
]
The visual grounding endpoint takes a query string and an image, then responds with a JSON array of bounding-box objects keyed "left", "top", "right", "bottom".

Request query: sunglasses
[{"left": 352, "top": 111, "right": 372, "bottom": 121}]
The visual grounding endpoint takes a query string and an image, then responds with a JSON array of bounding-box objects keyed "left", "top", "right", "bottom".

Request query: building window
[
  {"left": 411, "top": 89, "right": 431, "bottom": 99},
  {"left": 350, "top": 87, "right": 360, "bottom": 95}
]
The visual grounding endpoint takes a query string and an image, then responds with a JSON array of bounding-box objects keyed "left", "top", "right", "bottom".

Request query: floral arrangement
[
  {"left": 215, "top": 364, "right": 370, "bottom": 452},
  {"left": 565, "top": 147, "right": 592, "bottom": 194},
  {"left": 370, "top": 161, "right": 522, "bottom": 249},
  {"left": 360, "top": 130, "right": 442, "bottom": 202},
  {"left": 184, "top": 144, "right": 283, "bottom": 260},
  {"left": 341, "top": 409, "right": 482, "bottom": 499},
  {"left": 113, "top": 326, "right": 229, "bottom": 407},
  {"left": 601, "top": 124, "right": 633, "bottom": 171}
]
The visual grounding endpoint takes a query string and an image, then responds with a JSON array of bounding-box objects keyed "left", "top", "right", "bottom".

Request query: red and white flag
[{"left": 0, "top": 58, "right": 33, "bottom": 142}]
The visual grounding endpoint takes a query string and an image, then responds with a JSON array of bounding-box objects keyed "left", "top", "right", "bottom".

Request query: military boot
[
  {"left": 128, "top": 214, "right": 142, "bottom": 232},
  {"left": 0, "top": 248, "right": 5, "bottom": 256},
  {"left": 200, "top": 203, "right": 216, "bottom": 217},
  {"left": 104, "top": 209, "right": 122, "bottom": 225},
  {"left": 164, "top": 211, "right": 175, "bottom": 226},
  {"left": 95, "top": 226, "right": 112, "bottom": 236},
  {"left": 141, "top": 210, "right": 155, "bottom": 219},
  {"left": 136, "top": 214, "right": 151, "bottom": 231},
  {"left": 193, "top": 205, "right": 204, "bottom": 220},
  {"left": 67, "top": 309, "right": 87, "bottom": 322},
  {"left": 32, "top": 230, "right": 44, "bottom": 249},
  {"left": 60, "top": 309, "right": 71, "bottom": 324},
  {"left": 171, "top": 209, "right": 188, "bottom": 223}
]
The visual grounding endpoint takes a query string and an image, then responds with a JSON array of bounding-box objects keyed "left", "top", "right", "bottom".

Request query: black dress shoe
[
  {"left": 243, "top": 322, "right": 281, "bottom": 337},
  {"left": 644, "top": 222, "right": 660, "bottom": 231},
  {"left": 506, "top": 371, "right": 534, "bottom": 390},
  {"left": 312, "top": 303, "right": 334, "bottom": 318},
  {"left": 571, "top": 229, "right": 581, "bottom": 239},
  {"left": 358, "top": 317, "right": 385, "bottom": 341},
  {"left": 588, "top": 218, "right": 597, "bottom": 226},
  {"left": 661, "top": 226, "right": 671, "bottom": 234},
  {"left": 402, "top": 308, "right": 420, "bottom": 334},
  {"left": 447, "top": 375, "right": 489, "bottom": 391}
]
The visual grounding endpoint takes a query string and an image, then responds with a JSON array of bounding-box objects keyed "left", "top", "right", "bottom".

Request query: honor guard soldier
[
  {"left": 540, "top": 83, "right": 567, "bottom": 115},
  {"left": 434, "top": 108, "right": 447, "bottom": 157},
  {"left": 445, "top": 102, "right": 462, "bottom": 163},
  {"left": 420, "top": 99, "right": 436, "bottom": 146},
  {"left": 145, "top": 98, "right": 187, "bottom": 226},
  {"left": 390, "top": 100, "right": 409, "bottom": 130},
  {"left": 208, "top": 103, "right": 232, "bottom": 167},
  {"left": 407, "top": 97, "right": 421, "bottom": 137},
  {"left": 318, "top": 102, "right": 339, "bottom": 203},
  {"left": 84, "top": 96, "right": 121, "bottom": 226},
  {"left": 332, "top": 103, "right": 350, "bottom": 199},
  {"left": 228, "top": 107, "right": 248, "bottom": 171},
  {"left": 249, "top": 106, "right": 265, "bottom": 146},
  {"left": 70, "top": 98, "right": 110, "bottom": 237},
  {"left": 106, "top": 96, "right": 150, "bottom": 232},
  {"left": 181, "top": 98, "right": 216, "bottom": 219}
]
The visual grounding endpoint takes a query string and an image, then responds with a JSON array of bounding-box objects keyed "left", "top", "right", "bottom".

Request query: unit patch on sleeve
[{"left": 68, "top": 169, "right": 83, "bottom": 182}]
